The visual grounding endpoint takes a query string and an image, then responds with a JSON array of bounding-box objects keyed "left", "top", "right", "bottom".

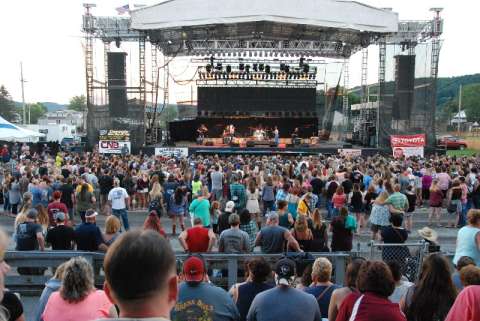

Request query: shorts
[
  {"left": 404, "top": 212, "right": 413, "bottom": 218},
  {"left": 371, "top": 224, "right": 384, "bottom": 233}
]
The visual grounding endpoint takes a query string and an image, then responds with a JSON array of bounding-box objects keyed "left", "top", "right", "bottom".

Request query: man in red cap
[
  {"left": 47, "top": 190, "right": 68, "bottom": 227},
  {"left": 174, "top": 255, "right": 240, "bottom": 321}
]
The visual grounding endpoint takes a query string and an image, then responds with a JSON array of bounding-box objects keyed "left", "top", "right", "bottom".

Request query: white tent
[
  {"left": 0, "top": 116, "right": 45, "bottom": 141},
  {"left": 451, "top": 110, "right": 467, "bottom": 124}
]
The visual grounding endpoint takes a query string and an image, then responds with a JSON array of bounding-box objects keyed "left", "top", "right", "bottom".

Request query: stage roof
[{"left": 131, "top": 0, "right": 398, "bottom": 33}]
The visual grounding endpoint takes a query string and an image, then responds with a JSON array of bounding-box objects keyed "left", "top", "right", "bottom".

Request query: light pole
[{"left": 20, "top": 62, "right": 27, "bottom": 124}]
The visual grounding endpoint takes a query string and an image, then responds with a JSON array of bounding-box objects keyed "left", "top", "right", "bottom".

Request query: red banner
[{"left": 390, "top": 134, "right": 426, "bottom": 147}]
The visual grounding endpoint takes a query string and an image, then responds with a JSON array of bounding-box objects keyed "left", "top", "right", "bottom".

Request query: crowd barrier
[{"left": 5, "top": 245, "right": 452, "bottom": 295}]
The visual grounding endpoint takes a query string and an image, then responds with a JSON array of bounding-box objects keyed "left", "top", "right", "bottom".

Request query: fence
[
  {"left": 369, "top": 241, "right": 428, "bottom": 282},
  {"left": 4, "top": 251, "right": 350, "bottom": 295}
]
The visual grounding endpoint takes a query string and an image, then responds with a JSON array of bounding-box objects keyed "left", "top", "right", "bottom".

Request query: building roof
[{"left": 131, "top": 0, "right": 398, "bottom": 33}]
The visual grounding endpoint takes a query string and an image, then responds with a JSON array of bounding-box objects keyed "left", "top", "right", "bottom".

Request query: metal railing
[{"left": 4, "top": 251, "right": 350, "bottom": 295}]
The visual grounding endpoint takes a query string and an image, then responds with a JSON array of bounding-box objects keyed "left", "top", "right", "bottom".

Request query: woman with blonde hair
[
  {"left": 42, "top": 257, "right": 116, "bottom": 321},
  {"left": 246, "top": 180, "right": 261, "bottom": 228},
  {"left": 14, "top": 192, "right": 33, "bottom": 232},
  {"left": 35, "top": 204, "right": 49, "bottom": 233},
  {"left": 103, "top": 216, "right": 121, "bottom": 247},
  {"left": 35, "top": 262, "right": 68, "bottom": 321},
  {"left": 310, "top": 208, "right": 329, "bottom": 251},
  {"left": 369, "top": 191, "right": 391, "bottom": 240},
  {"left": 290, "top": 214, "right": 313, "bottom": 251}
]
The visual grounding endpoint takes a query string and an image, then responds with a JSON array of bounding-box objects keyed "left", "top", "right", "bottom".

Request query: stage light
[
  {"left": 216, "top": 63, "right": 223, "bottom": 70},
  {"left": 226, "top": 65, "right": 232, "bottom": 73},
  {"left": 253, "top": 64, "right": 258, "bottom": 72},
  {"left": 303, "top": 64, "right": 310, "bottom": 73},
  {"left": 265, "top": 65, "right": 271, "bottom": 73},
  {"left": 280, "top": 63, "right": 285, "bottom": 71},
  {"left": 239, "top": 63, "right": 244, "bottom": 71},
  {"left": 285, "top": 65, "right": 290, "bottom": 73},
  {"left": 206, "top": 64, "right": 212, "bottom": 73},
  {"left": 300, "top": 57, "right": 305, "bottom": 66},
  {"left": 210, "top": 56, "right": 214, "bottom": 66},
  {"left": 245, "top": 65, "right": 250, "bottom": 73},
  {"left": 115, "top": 37, "right": 121, "bottom": 48},
  {"left": 259, "top": 63, "right": 265, "bottom": 72}
]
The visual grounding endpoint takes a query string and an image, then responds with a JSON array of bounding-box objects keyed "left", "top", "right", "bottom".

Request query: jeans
[
  {"left": 3, "top": 194, "right": 10, "bottom": 212},
  {"left": 326, "top": 200, "right": 333, "bottom": 219},
  {"left": 113, "top": 208, "right": 130, "bottom": 231},
  {"left": 263, "top": 200, "right": 275, "bottom": 215},
  {"left": 211, "top": 189, "right": 223, "bottom": 202}
]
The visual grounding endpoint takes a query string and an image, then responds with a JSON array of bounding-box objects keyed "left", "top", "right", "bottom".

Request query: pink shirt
[
  {"left": 437, "top": 172, "right": 451, "bottom": 190},
  {"left": 43, "top": 290, "right": 112, "bottom": 321},
  {"left": 445, "top": 286, "right": 480, "bottom": 321}
]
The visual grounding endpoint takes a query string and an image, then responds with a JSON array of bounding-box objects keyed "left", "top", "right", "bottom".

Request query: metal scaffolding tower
[
  {"left": 361, "top": 48, "right": 368, "bottom": 103},
  {"left": 376, "top": 36, "right": 387, "bottom": 148},
  {"left": 342, "top": 58, "right": 349, "bottom": 138}
]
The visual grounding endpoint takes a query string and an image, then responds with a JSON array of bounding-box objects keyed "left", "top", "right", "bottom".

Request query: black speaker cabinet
[
  {"left": 108, "top": 52, "right": 128, "bottom": 118},
  {"left": 393, "top": 55, "right": 415, "bottom": 120}
]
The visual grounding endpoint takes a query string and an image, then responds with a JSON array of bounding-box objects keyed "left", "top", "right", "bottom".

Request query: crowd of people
[{"left": 0, "top": 144, "right": 480, "bottom": 320}]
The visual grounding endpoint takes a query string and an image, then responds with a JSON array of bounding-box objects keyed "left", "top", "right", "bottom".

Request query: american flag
[{"left": 116, "top": 4, "right": 130, "bottom": 15}]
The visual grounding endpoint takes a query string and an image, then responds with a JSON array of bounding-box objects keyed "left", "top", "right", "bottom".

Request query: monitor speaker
[
  {"left": 108, "top": 52, "right": 128, "bottom": 118},
  {"left": 393, "top": 55, "right": 415, "bottom": 120}
]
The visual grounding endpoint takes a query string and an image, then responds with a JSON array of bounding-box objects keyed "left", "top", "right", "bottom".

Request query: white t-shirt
[{"left": 108, "top": 187, "right": 129, "bottom": 210}]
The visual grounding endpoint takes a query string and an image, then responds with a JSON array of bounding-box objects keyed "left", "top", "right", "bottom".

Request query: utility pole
[
  {"left": 20, "top": 62, "right": 27, "bottom": 124},
  {"left": 458, "top": 84, "right": 462, "bottom": 135}
]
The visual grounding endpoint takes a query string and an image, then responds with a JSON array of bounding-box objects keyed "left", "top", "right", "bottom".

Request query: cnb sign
[{"left": 98, "top": 140, "right": 131, "bottom": 154}]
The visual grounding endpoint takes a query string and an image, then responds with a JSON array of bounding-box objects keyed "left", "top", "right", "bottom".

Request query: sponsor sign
[
  {"left": 99, "top": 129, "right": 130, "bottom": 141},
  {"left": 393, "top": 146, "right": 424, "bottom": 159},
  {"left": 338, "top": 149, "right": 362, "bottom": 157},
  {"left": 99, "top": 140, "right": 131, "bottom": 154},
  {"left": 155, "top": 147, "right": 189, "bottom": 158},
  {"left": 390, "top": 134, "right": 426, "bottom": 147}
]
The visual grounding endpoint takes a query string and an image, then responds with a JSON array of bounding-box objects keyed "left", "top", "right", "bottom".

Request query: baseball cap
[
  {"left": 225, "top": 201, "right": 235, "bottom": 212},
  {"left": 275, "top": 258, "right": 296, "bottom": 286},
  {"left": 27, "top": 208, "right": 38, "bottom": 220},
  {"left": 85, "top": 209, "right": 98, "bottom": 219},
  {"left": 54, "top": 211, "right": 66, "bottom": 222},
  {"left": 183, "top": 256, "right": 206, "bottom": 283}
]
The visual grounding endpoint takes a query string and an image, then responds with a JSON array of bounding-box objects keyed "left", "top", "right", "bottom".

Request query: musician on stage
[
  {"left": 274, "top": 126, "right": 279, "bottom": 146},
  {"left": 196, "top": 124, "right": 208, "bottom": 144},
  {"left": 228, "top": 124, "right": 235, "bottom": 138},
  {"left": 291, "top": 127, "right": 300, "bottom": 145}
]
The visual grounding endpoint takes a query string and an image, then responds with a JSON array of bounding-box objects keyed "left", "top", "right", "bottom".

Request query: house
[{"left": 38, "top": 110, "right": 84, "bottom": 127}]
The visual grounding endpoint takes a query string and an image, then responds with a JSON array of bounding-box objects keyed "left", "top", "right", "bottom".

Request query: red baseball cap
[{"left": 182, "top": 256, "right": 205, "bottom": 282}]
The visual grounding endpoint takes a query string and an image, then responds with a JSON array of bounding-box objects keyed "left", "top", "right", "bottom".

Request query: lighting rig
[{"left": 197, "top": 57, "right": 320, "bottom": 82}]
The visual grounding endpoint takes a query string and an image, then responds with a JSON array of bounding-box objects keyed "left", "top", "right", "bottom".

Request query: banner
[
  {"left": 155, "top": 147, "right": 189, "bottom": 158},
  {"left": 99, "top": 140, "right": 131, "bottom": 154},
  {"left": 99, "top": 130, "right": 130, "bottom": 141},
  {"left": 393, "top": 146, "right": 424, "bottom": 159},
  {"left": 390, "top": 134, "right": 426, "bottom": 147},
  {"left": 338, "top": 149, "right": 362, "bottom": 157}
]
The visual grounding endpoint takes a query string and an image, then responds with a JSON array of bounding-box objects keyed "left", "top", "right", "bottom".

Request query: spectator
[
  {"left": 99, "top": 230, "right": 178, "bottom": 320},
  {"left": 369, "top": 191, "right": 391, "bottom": 240},
  {"left": 42, "top": 257, "right": 115, "bottom": 321},
  {"left": 143, "top": 211, "right": 167, "bottom": 238},
  {"left": 178, "top": 218, "right": 216, "bottom": 253},
  {"left": 102, "top": 215, "right": 121, "bottom": 247},
  {"left": 303, "top": 257, "right": 339, "bottom": 319},
  {"left": 387, "top": 260, "right": 413, "bottom": 304},
  {"left": 168, "top": 187, "right": 187, "bottom": 235},
  {"left": 444, "top": 285, "right": 480, "bottom": 321},
  {"left": 255, "top": 212, "right": 302, "bottom": 253},
  {"left": 246, "top": 258, "right": 321, "bottom": 321},
  {"left": 74, "top": 209, "right": 107, "bottom": 252},
  {"left": 330, "top": 207, "right": 355, "bottom": 252},
  {"left": 219, "top": 214, "right": 250, "bottom": 253},
  {"left": 447, "top": 181, "right": 463, "bottom": 228},
  {"left": 261, "top": 176, "right": 275, "bottom": 215},
  {"left": 34, "top": 204, "right": 50, "bottom": 233},
  {"left": 309, "top": 208, "right": 329, "bottom": 252},
  {"left": 459, "top": 265, "right": 480, "bottom": 287},
  {"left": 59, "top": 177, "right": 75, "bottom": 223},
  {"left": 175, "top": 255, "right": 240, "bottom": 321},
  {"left": 189, "top": 188, "right": 211, "bottom": 228},
  {"left": 211, "top": 165, "right": 224, "bottom": 202},
  {"left": 291, "top": 215, "right": 313, "bottom": 251},
  {"left": 246, "top": 180, "right": 261, "bottom": 229},
  {"left": 75, "top": 182, "right": 96, "bottom": 223},
  {"left": 380, "top": 214, "right": 409, "bottom": 265},
  {"left": 349, "top": 184, "right": 365, "bottom": 232},
  {"left": 328, "top": 257, "right": 365, "bottom": 321},
  {"left": 331, "top": 186, "right": 346, "bottom": 217},
  {"left": 385, "top": 184, "right": 409, "bottom": 216},
  {"left": 47, "top": 191, "right": 68, "bottom": 227},
  {"left": 229, "top": 257, "right": 273, "bottom": 321},
  {"left": 277, "top": 200, "right": 294, "bottom": 229},
  {"left": 400, "top": 254, "right": 457, "bottom": 321},
  {"left": 218, "top": 201, "right": 236, "bottom": 234},
  {"left": 98, "top": 169, "right": 113, "bottom": 215},
  {"left": 230, "top": 174, "right": 247, "bottom": 211},
  {"left": 239, "top": 209, "right": 258, "bottom": 252},
  {"left": 35, "top": 263, "right": 67, "bottom": 321},
  {"left": 417, "top": 226, "right": 441, "bottom": 253},
  {"left": 453, "top": 209, "right": 480, "bottom": 267},
  {"left": 108, "top": 178, "right": 130, "bottom": 231},
  {"left": 428, "top": 179, "right": 443, "bottom": 227},
  {"left": 210, "top": 200, "right": 222, "bottom": 234},
  {"left": 336, "top": 261, "right": 406, "bottom": 321},
  {"left": 405, "top": 185, "right": 416, "bottom": 232},
  {"left": 16, "top": 209, "right": 45, "bottom": 275},
  {"left": 45, "top": 212, "right": 75, "bottom": 250},
  {"left": 297, "top": 192, "right": 313, "bottom": 217},
  {"left": 452, "top": 256, "right": 476, "bottom": 291},
  {"left": 7, "top": 176, "right": 21, "bottom": 216}
]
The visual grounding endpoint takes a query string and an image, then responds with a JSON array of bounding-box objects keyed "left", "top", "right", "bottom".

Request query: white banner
[
  {"left": 393, "top": 146, "right": 424, "bottom": 159},
  {"left": 155, "top": 147, "right": 189, "bottom": 158},
  {"left": 98, "top": 140, "right": 131, "bottom": 154},
  {"left": 338, "top": 149, "right": 362, "bottom": 157}
]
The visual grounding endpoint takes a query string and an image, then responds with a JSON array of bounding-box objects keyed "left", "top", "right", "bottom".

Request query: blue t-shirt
[
  {"left": 74, "top": 223, "right": 104, "bottom": 252},
  {"left": 174, "top": 282, "right": 240, "bottom": 321},
  {"left": 303, "top": 284, "right": 339, "bottom": 319}
]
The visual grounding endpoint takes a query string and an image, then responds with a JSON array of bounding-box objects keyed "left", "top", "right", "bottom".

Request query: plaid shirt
[
  {"left": 385, "top": 192, "right": 409, "bottom": 211},
  {"left": 240, "top": 221, "right": 258, "bottom": 251}
]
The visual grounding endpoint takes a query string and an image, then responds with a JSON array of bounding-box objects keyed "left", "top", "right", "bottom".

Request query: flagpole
[{"left": 458, "top": 84, "right": 462, "bottom": 136}]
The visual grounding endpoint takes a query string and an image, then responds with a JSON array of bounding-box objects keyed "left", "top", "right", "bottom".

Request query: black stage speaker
[
  {"left": 108, "top": 52, "right": 128, "bottom": 118},
  {"left": 393, "top": 55, "right": 415, "bottom": 120}
]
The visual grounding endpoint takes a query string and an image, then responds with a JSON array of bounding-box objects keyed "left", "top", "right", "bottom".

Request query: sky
[{"left": 0, "top": 0, "right": 478, "bottom": 104}]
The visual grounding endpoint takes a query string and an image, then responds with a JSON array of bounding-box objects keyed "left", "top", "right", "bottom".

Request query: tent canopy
[
  {"left": 0, "top": 116, "right": 45, "bottom": 141},
  {"left": 131, "top": 0, "right": 398, "bottom": 33}
]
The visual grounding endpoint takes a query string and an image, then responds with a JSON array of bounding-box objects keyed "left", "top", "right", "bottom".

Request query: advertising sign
[
  {"left": 393, "top": 146, "right": 424, "bottom": 159},
  {"left": 155, "top": 147, "right": 189, "bottom": 158},
  {"left": 99, "top": 140, "right": 131, "bottom": 154},
  {"left": 338, "top": 149, "right": 362, "bottom": 157},
  {"left": 99, "top": 130, "right": 130, "bottom": 141},
  {"left": 390, "top": 134, "right": 426, "bottom": 147}
]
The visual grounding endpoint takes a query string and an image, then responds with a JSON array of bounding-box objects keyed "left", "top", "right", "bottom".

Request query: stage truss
[{"left": 82, "top": 5, "right": 443, "bottom": 148}]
